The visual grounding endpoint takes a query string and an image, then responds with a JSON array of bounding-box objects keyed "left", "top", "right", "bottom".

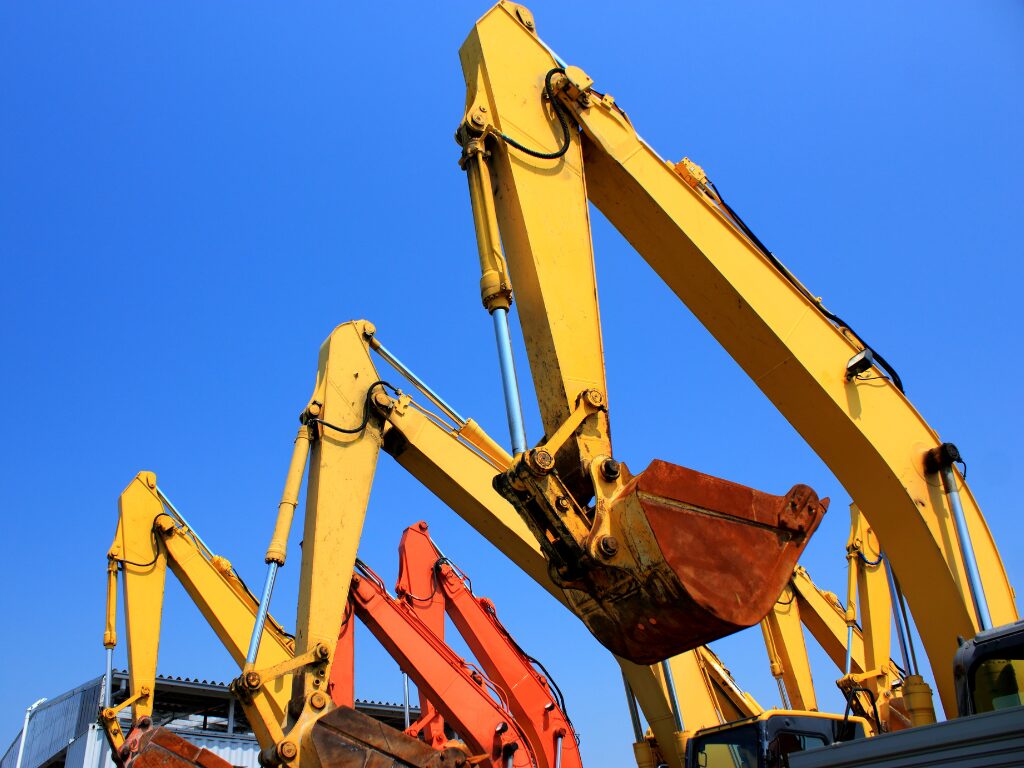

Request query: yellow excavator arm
[
  {"left": 455, "top": 1, "right": 1016, "bottom": 715},
  {"left": 317, "top": 319, "right": 764, "bottom": 768},
  {"left": 103, "top": 472, "right": 294, "bottom": 754},
  {"left": 459, "top": 9, "right": 829, "bottom": 666},
  {"left": 98, "top": 8, "right": 1021, "bottom": 768}
]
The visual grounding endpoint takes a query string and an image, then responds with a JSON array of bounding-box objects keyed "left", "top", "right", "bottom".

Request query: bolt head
[
  {"left": 529, "top": 449, "right": 555, "bottom": 474},
  {"left": 556, "top": 496, "right": 570, "bottom": 511},
  {"left": 471, "top": 113, "right": 486, "bottom": 127},
  {"left": 584, "top": 389, "right": 604, "bottom": 407},
  {"left": 310, "top": 692, "right": 328, "bottom": 710},
  {"left": 277, "top": 741, "right": 298, "bottom": 761},
  {"left": 601, "top": 458, "right": 621, "bottom": 481},
  {"left": 598, "top": 535, "right": 619, "bottom": 558},
  {"left": 245, "top": 671, "right": 261, "bottom": 689}
]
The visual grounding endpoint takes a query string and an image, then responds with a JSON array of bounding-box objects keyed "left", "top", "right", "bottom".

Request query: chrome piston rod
[
  {"left": 939, "top": 464, "right": 993, "bottom": 630},
  {"left": 884, "top": 555, "right": 915, "bottom": 675},
  {"left": 621, "top": 673, "right": 644, "bottom": 743},
  {"left": 492, "top": 307, "right": 527, "bottom": 456},
  {"left": 246, "top": 563, "right": 278, "bottom": 666}
]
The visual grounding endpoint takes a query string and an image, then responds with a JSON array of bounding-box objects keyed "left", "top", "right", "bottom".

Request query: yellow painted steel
[
  {"left": 104, "top": 560, "right": 118, "bottom": 650},
  {"left": 789, "top": 565, "right": 915, "bottom": 733},
  {"left": 105, "top": 473, "right": 294, "bottom": 744},
  {"left": 790, "top": 567, "right": 895, "bottom": 683},
  {"left": 457, "top": 1, "right": 1016, "bottom": 716},
  {"left": 263, "top": 425, "right": 312, "bottom": 567},
  {"left": 291, "top": 321, "right": 383, "bottom": 711},
  {"left": 761, "top": 583, "right": 818, "bottom": 713},
  {"left": 670, "top": 647, "right": 763, "bottom": 727},
  {"left": 320, "top": 320, "right": 759, "bottom": 768},
  {"left": 460, "top": 3, "right": 610, "bottom": 495},
  {"left": 840, "top": 504, "right": 908, "bottom": 732}
]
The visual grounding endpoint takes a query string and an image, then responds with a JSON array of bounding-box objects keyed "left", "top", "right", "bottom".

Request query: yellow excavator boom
[
  {"left": 103, "top": 472, "right": 294, "bottom": 755},
  {"left": 456, "top": 0, "right": 1016, "bottom": 715},
  {"left": 332, "top": 319, "right": 765, "bottom": 768}
]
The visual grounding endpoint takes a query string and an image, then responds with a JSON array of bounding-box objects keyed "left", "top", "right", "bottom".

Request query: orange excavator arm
[
  {"left": 397, "top": 522, "right": 582, "bottom": 768},
  {"left": 395, "top": 524, "right": 450, "bottom": 751},
  {"left": 349, "top": 561, "right": 536, "bottom": 768},
  {"left": 307, "top": 318, "right": 764, "bottom": 768}
]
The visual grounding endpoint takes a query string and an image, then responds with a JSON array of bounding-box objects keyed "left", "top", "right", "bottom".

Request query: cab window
[
  {"left": 971, "top": 657, "right": 1024, "bottom": 712},
  {"left": 693, "top": 725, "right": 760, "bottom": 768},
  {"left": 766, "top": 731, "right": 828, "bottom": 768}
]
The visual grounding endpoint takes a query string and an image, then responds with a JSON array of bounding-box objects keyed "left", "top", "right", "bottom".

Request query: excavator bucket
[
  {"left": 115, "top": 722, "right": 233, "bottom": 768},
  {"left": 309, "top": 706, "right": 469, "bottom": 768},
  {"left": 563, "top": 460, "right": 827, "bottom": 664}
]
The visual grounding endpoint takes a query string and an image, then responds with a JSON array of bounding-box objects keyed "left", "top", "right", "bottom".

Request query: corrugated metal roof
[
  {"left": 111, "top": 670, "right": 408, "bottom": 708},
  {"left": 110, "top": 670, "right": 409, "bottom": 709}
]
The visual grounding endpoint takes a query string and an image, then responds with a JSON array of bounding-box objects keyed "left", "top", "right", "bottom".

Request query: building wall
[
  {"left": 66, "top": 725, "right": 263, "bottom": 768},
  {"left": 1, "top": 678, "right": 103, "bottom": 768},
  {"left": 3, "top": 674, "right": 417, "bottom": 768}
]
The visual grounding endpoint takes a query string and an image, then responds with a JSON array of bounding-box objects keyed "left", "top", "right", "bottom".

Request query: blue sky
[{"left": 2, "top": 2, "right": 1022, "bottom": 766}]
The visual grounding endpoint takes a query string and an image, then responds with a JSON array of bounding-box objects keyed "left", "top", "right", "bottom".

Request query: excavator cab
[
  {"left": 685, "top": 712, "right": 865, "bottom": 768},
  {"left": 954, "top": 619, "right": 1024, "bottom": 715}
]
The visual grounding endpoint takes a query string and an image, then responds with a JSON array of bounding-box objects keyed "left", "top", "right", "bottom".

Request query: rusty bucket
[
  {"left": 562, "top": 460, "right": 827, "bottom": 664},
  {"left": 117, "top": 723, "right": 232, "bottom": 768},
  {"left": 309, "top": 706, "right": 468, "bottom": 768}
]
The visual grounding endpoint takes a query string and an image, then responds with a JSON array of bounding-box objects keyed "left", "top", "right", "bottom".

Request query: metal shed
[{"left": 2, "top": 671, "right": 418, "bottom": 768}]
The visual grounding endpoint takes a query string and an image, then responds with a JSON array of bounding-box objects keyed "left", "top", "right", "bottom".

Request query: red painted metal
[
  {"left": 395, "top": 521, "right": 449, "bottom": 750},
  {"left": 397, "top": 522, "right": 582, "bottom": 768},
  {"left": 350, "top": 564, "right": 535, "bottom": 768},
  {"left": 120, "top": 723, "right": 231, "bottom": 768},
  {"left": 328, "top": 602, "right": 355, "bottom": 709},
  {"left": 581, "top": 459, "right": 828, "bottom": 664}
]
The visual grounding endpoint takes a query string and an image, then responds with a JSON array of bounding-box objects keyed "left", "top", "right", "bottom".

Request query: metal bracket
[
  {"left": 522, "top": 389, "right": 605, "bottom": 476},
  {"left": 99, "top": 686, "right": 151, "bottom": 751},
  {"left": 232, "top": 644, "right": 331, "bottom": 700},
  {"left": 583, "top": 455, "right": 627, "bottom": 562}
]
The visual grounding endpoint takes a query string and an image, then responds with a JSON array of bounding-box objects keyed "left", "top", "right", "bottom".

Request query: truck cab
[{"left": 685, "top": 711, "right": 866, "bottom": 768}]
